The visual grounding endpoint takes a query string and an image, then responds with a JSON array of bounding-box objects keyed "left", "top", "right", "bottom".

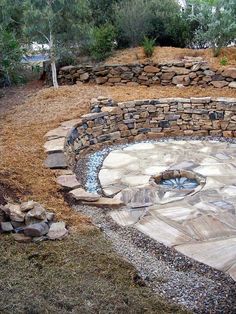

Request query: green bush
[
  {"left": 90, "top": 24, "right": 116, "bottom": 61},
  {"left": 142, "top": 37, "right": 155, "bottom": 58},
  {"left": 0, "top": 28, "right": 24, "bottom": 86},
  {"left": 220, "top": 56, "right": 228, "bottom": 66}
]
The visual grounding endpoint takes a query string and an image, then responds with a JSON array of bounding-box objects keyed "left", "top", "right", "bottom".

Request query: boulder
[
  {"left": 44, "top": 137, "right": 65, "bottom": 153},
  {"left": 222, "top": 68, "right": 236, "bottom": 79},
  {"left": 47, "top": 222, "right": 68, "bottom": 240},
  {"left": 69, "top": 188, "right": 100, "bottom": 202},
  {"left": 24, "top": 222, "right": 49, "bottom": 237},
  {"left": 211, "top": 81, "right": 228, "bottom": 88}
]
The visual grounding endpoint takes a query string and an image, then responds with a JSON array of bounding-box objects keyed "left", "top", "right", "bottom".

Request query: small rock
[
  {"left": 56, "top": 174, "right": 81, "bottom": 190},
  {"left": 222, "top": 68, "right": 236, "bottom": 79},
  {"left": 46, "top": 212, "right": 55, "bottom": 222},
  {"left": 0, "top": 222, "right": 13, "bottom": 232},
  {"left": 211, "top": 81, "right": 228, "bottom": 88},
  {"left": 80, "top": 72, "right": 89, "bottom": 81},
  {"left": 229, "top": 82, "right": 236, "bottom": 89},
  {"left": 44, "top": 152, "right": 67, "bottom": 169},
  {"left": 20, "top": 200, "right": 35, "bottom": 212},
  {"left": 7, "top": 204, "right": 25, "bottom": 222},
  {"left": 13, "top": 233, "right": 32, "bottom": 243},
  {"left": 47, "top": 222, "right": 68, "bottom": 240},
  {"left": 25, "top": 203, "right": 47, "bottom": 225},
  {"left": 69, "top": 188, "right": 100, "bottom": 202},
  {"left": 24, "top": 222, "right": 49, "bottom": 237}
]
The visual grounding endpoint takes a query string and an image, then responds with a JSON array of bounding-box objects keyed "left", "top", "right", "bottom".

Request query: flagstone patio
[{"left": 98, "top": 140, "right": 236, "bottom": 281}]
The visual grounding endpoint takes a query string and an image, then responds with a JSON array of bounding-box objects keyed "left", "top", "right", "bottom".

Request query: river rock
[
  {"left": 24, "top": 222, "right": 49, "bottom": 237},
  {"left": 47, "top": 222, "right": 68, "bottom": 240}
]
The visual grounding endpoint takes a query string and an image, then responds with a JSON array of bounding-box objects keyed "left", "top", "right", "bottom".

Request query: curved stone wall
[
  {"left": 44, "top": 96, "right": 236, "bottom": 171},
  {"left": 58, "top": 58, "right": 236, "bottom": 88}
]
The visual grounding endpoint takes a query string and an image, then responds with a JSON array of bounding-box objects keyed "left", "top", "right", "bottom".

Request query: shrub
[
  {"left": 142, "top": 37, "right": 155, "bottom": 58},
  {"left": 220, "top": 56, "right": 228, "bottom": 66},
  {"left": 114, "top": 0, "right": 153, "bottom": 47},
  {"left": 0, "top": 28, "right": 24, "bottom": 86},
  {"left": 90, "top": 24, "right": 116, "bottom": 61}
]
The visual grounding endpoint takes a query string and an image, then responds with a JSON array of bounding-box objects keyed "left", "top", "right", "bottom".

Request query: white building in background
[{"left": 177, "top": 0, "right": 187, "bottom": 9}]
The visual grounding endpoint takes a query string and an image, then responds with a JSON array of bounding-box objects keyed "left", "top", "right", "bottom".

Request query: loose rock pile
[
  {"left": 0, "top": 201, "right": 68, "bottom": 243},
  {"left": 57, "top": 58, "right": 236, "bottom": 88}
]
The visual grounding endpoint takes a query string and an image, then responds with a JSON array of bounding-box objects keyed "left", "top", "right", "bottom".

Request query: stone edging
[
  {"left": 44, "top": 96, "right": 236, "bottom": 206},
  {"left": 57, "top": 58, "right": 236, "bottom": 88}
]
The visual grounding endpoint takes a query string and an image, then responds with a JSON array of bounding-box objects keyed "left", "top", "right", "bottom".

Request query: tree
[
  {"left": 0, "top": 27, "right": 23, "bottom": 86},
  {"left": 88, "top": 0, "right": 120, "bottom": 26},
  {"left": 189, "top": 0, "right": 236, "bottom": 56},
  {"left": 23, "top": 0, "right": 92, "bottom": 88},
  {"left": 114, "top": 0, "right": 153, "bottom": 47},
  {"left": 149, "top": 0, "right": 190, "bottom": 47}
]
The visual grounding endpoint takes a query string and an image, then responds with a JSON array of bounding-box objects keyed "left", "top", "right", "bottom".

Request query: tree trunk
[
  {"left": 51, "top": 60, "right": 58, "bottom": 88},
  {"left": 49, "top": 30, "right": 59, "bottom": 88}
]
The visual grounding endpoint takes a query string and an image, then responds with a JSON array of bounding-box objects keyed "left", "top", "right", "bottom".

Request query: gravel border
[{"left": 74, "top": 137, "right": 236, "bottom": 313}]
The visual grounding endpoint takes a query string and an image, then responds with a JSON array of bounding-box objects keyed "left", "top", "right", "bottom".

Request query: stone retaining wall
[
  {"left": 44, "top": 96, "right": 236, "bottom": 171},
  {"left": 58, "top": 58, "right": 236, "bottom": 88}
]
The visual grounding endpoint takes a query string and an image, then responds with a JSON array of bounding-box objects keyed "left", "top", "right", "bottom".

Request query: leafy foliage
[
  {"left": 142, "top": 37, "right": 155, "bottom": 57},
  {"left": 114, "top": 0, "right": 153, "bottom": 47},
  {"left": 220, "top": 56, "right": 228, "bottom": 66},
  {"left": 0, "top": 28, "right": 24, "bottom": 86},
  {"left": 189, "top": 0, "right": 236, "bottom": 56},
  {"left": 90, "top": 24, "right": 116, "bottom": 61}
]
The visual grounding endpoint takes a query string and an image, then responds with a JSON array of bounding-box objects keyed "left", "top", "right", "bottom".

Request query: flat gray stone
[
  {"left": 24, "top": 222, "right": 49, "bottom": 237},
  {"left": 44, "top": 138, "right": 65, "bottom": 153},
  {"left": 47, "top": 222, "right": 68, "bottom": 240},
  {"left": 56, "top": 174, "right": 80, "bottom": 189},
  {"left": 135, "top": 216, "right": 193, "bottom": 247},
  {"left": 45, "top": 127, "right": 69, "bottom": 140},
  {"left": 44, "top": 152, "right": 67, "bottom": 169},
  {"left": 69, "top": 188, "right": 100, "bottom": 202},
  {"left": 176, "top": 238, "right": 236, "bottom": 272},
  {"left": 0, "top": 222, "right": 13, "bottom": 232}
]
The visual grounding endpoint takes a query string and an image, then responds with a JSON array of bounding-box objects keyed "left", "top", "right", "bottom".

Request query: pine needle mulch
[
  {"left": 0, "top": 83, "right": 236, "bottom": 229},
  {"left": 106, "top": 46, "right": 236, "bottom": 70}
]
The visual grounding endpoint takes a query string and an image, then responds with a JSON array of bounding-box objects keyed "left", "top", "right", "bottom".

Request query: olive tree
[{"left": 189, "top": 0, "right": 236, "bottom": 56}]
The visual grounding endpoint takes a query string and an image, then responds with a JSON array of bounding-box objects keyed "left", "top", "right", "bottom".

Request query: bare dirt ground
[
  {"left": 106, "top": 46, "right": 236, "bottom": 69},
  {"left": 0, "top": 81, "right": 235, "bottom": 312}
]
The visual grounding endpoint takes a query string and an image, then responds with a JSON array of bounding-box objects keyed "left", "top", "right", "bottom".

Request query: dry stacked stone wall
[
  {"left": 58, "top": 58, "right": 236, "bottom": 88},
  {"left": 62, "top": 96, "right": 236, "bottom": 169}
]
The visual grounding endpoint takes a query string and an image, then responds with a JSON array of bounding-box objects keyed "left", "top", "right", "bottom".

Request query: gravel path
[{"left": 75, "top": 203, "right": 236, "bottom": 314}]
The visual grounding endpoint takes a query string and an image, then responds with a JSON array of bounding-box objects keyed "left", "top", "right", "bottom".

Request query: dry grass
[
  {"left": 0, "top": 231, "right": 188, "bottom": 313},
  {"left": 106, "top": 46, "right": 236, "bottom": 70},
  {"left": 0, "top": 83, "right": 236, "bottom": 229}
]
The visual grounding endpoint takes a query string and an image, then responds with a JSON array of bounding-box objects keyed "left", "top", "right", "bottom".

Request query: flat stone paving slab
[{"left": 97, "top": 140, "right": 236, "bottom": 280}]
